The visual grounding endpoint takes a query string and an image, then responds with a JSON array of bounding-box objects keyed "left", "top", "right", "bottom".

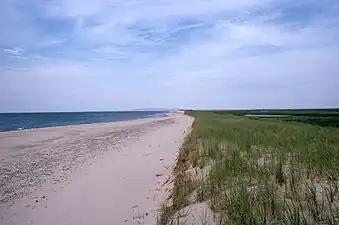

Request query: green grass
[
  {"left": 207, "top": 108, "right": 339, "bottom": 128},
  {"left": 209, "top": 108, "right": 339, "bottom": 117},
  {"left": 158, "top": 110, "right": 339, "bottom": 225}
]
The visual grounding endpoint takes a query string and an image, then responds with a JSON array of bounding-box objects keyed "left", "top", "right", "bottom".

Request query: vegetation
[
  {"left": 158, "top": 109, "right": 339, "bottom": 225},
  {"left": 213, "top": 109, "right": 339, "bottom": 128}
]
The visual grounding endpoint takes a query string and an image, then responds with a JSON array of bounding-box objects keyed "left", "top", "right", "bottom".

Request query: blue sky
[{"left": 1, "top": 0, "right": 339, "bottom": 112}]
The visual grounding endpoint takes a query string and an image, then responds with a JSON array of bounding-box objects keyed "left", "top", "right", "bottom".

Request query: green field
[
  {"left": 212, "top": 109, "right": 339, "bottom": 128},
  {"left": 158, "top": 109, "right": 339, "bottom": 225}
]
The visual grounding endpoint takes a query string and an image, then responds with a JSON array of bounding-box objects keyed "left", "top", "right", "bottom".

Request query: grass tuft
[{"left": 158, "top": 110, "right": 339, "bottom": 225}]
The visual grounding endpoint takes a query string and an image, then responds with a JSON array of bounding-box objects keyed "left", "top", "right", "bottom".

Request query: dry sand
[{"left": 0, "top": 113, "right": 193, "bottom": 225}]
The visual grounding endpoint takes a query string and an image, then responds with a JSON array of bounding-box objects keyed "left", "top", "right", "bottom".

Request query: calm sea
[{"left": 0, "top": 111, "right": 168, "bottom": 132}]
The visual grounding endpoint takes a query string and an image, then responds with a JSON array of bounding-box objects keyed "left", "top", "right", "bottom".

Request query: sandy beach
[{"left": 0, "top": 113, "right": 193, "bottom": 225}]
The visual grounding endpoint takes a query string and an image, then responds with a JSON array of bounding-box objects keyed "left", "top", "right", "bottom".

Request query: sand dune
[{"left": 0, "top": 113, "right": 193, "bottom": 225}]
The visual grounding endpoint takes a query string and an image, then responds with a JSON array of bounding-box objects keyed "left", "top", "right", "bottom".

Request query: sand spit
[{"left": 0, "top": 113, "right": 193, "bottom": 225}]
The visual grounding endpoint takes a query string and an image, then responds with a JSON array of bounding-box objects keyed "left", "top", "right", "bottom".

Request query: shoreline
[
  {"left": 0, "top": 111, "right": 173, "bottom": 133},
  {"left": 0, "top": 115, "right": 167, "bottom": 134},
  {"left": 0, "top": 112, "right": 193, "bottom": 225}
]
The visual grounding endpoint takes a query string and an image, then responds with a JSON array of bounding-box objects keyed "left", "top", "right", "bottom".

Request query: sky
[{"left": 0, "top": 0, "right": 338, "bottom": 112}]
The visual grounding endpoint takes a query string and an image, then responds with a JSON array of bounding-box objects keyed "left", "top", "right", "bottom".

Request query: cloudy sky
[{"left": 1, "top": 0, "right": 338, "bottom": 112}]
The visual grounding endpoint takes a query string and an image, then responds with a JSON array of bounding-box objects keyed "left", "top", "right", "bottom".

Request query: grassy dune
[{"left": 158, "top": 110, "right": 339, "bottom": 225}]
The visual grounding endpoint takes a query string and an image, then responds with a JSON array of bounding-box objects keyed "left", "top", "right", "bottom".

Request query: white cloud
[
  {"left": 0, "top": 0, "right": 339, "bottom": 111},
  {"left": 4, "top": 47, "right": 24, "bottom": 56}
]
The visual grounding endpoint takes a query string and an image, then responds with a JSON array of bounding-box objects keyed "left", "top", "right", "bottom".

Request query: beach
[{"left": 0, "top": 112, "right": 193, "bottom": 225}]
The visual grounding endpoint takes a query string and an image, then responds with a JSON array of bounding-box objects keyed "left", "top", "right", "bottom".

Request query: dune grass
[
  {"left": 213, "top": 109, "right": 339, "bottom": 128},
  {"left": 158, "top": 110, "right": 339, "bottom": 225}
]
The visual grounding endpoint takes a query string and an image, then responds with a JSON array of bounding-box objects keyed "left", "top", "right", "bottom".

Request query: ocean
[{"left": 0, "top": 111, "right": 168, "bottom": 132}]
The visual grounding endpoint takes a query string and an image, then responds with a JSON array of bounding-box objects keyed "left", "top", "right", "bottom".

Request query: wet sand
[{"left": 0, "top": 113, "right": 193, "bottom": 225}]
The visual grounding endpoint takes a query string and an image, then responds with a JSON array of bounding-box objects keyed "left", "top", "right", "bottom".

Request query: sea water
[{"left": 0, "top": 111, "right": 168, "bottom": 132}]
